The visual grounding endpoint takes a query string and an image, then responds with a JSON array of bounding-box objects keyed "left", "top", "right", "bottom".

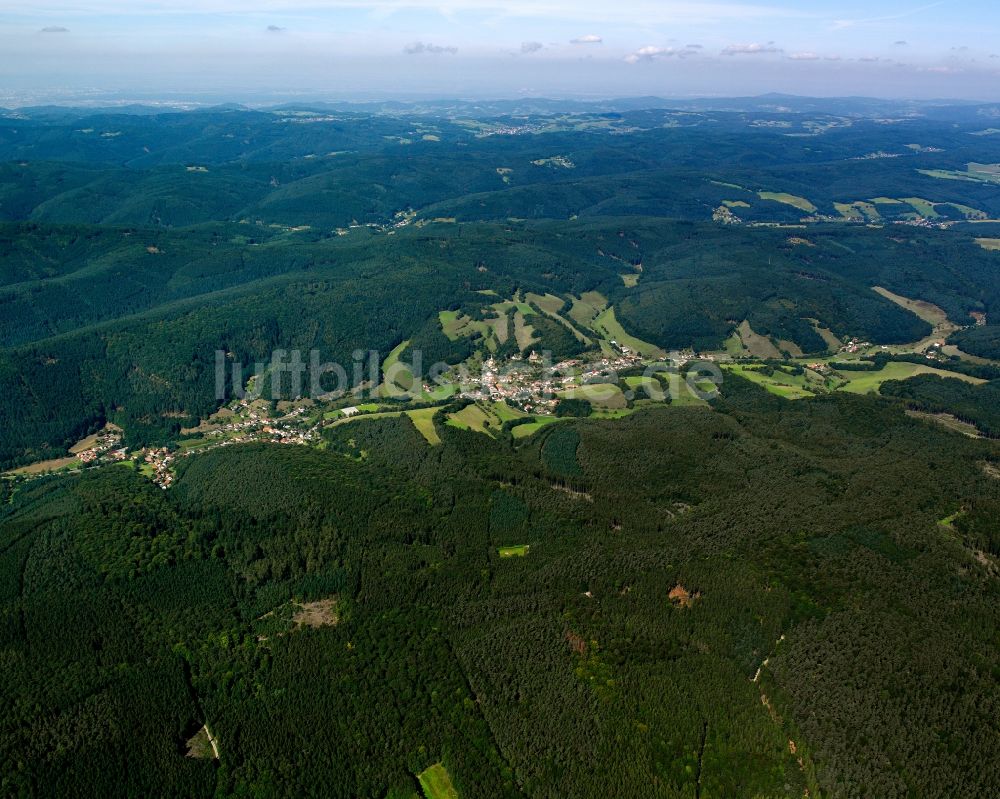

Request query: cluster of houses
[
  {"left": 143, "top": 447, "right": 175, "bottom": 489},
  {"left": 76, "top": 428, "right": 127, "bottom": 466},
  {"left": 480, "top": 124, "right": 535, "bottom": 137},
  {"left": 839, "top": 338, "right": 873, "bottom": 355},
  {"left": 459, "top": 349, "right": 647, "bottom": 412},
  {"left": 199, "top": 401, "right": 319, "bottom": 449}
]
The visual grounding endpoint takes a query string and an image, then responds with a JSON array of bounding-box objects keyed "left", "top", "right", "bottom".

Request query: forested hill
[
  {"left": 1, "top": 215, "right": 997, "bottom": 467},
  {"left": 1, "top": 104, "right": 999, "bottom": 465},
  {"left": 1, "top": 101, "right": 1000, "bottom": 797},
  {"left": 2, "top": 386, "right": 999, "bottom": 797}
]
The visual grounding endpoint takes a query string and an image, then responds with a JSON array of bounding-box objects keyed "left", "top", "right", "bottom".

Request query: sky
[{"left": 2, "top": 1, "right": 1000, "bottom": 104}]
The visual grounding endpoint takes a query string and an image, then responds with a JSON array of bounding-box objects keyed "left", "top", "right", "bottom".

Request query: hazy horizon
[{"left": 2, "top": 1, "right": 1000, "bottom": 105}]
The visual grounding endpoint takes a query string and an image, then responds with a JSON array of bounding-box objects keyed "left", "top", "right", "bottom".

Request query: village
[{"left": 458, "top": 347, "right": 649, "bottom": 413}]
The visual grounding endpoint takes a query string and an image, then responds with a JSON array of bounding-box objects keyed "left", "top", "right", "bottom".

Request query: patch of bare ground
[
  {"left": 550, "top": 483, "right": 593, "bottom": 501},
  {"left": 185, "top": 725, "right": 219, "bottom": 760},
  {"left": 663, "top": 502, "right": 693, "bottom": 519},
  {"left": 7, "top": 457, "right": 78, "bottom": 476},
  {"left": 906, "top": 410, "right": 982, "bottom": 438},
  {"left": 565, "top": 630, "right": 587, "bottom": 655},
  {"left": 257, "top": 596, "right": 339, "bottom": 642},
  {"left": 873, "top": 286, "right": 952, "bottom": 328},
  {"left": 737, "top": 320, "right": 782, "bottom": 359},
  {"left": 668, "top": 584, "right": 701, "bottom": 608},
  {"left": 292, "top": 598, "right": 339, "bottom": 629},
  {"left": 981, "top": 462, "right": 1000, "bottom": 480}
]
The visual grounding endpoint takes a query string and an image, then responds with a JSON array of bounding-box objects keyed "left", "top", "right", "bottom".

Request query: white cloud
[
  {"left": 624, "top": 44, "right": 700, "bottom": 63},
  {"left": 788, "top": 52, "right": 820, "bottom": 61},
  {"left": 721, "top": 42, "right": 782, "bottom": 56},
  {"left": 404, "top": 41, "right": 458, "bottom": 55},
  {"left": 570, "top": 34, "right": 603, "bottom": 44},
  {"left": 625, "top": 46, "right": 665, "bottom": 63}
]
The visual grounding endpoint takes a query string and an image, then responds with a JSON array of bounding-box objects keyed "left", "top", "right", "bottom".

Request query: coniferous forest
[{"left": 1, "top": 99, "right": 999, "bottom": 797}]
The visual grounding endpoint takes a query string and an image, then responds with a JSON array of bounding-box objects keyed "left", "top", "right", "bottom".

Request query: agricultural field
[
  {"left": 591, "top": 307, "right": 666, "bottom": 358},
  {"left": 446, "top": 403, "right": 501, "bottom": 435},
  {"left": 558, "top": 382, "right": 628, "bottom": 410},
  {"left": 417, "top": 764, "right": 460, "bottom": 799},
  {"left": 724, "top": 365, "right": 816, "bottom": 400},
  {"left": 736, "top": 320, "right": 783, "bottom": 359},
  {"left": 567, "top": 291, "right": 608, "bottom": 329},
  {"left": 757, "top": 191, "right": 817, "bottom": 213},
  {"left": 498, "top": 545, "right": 529, "bottom": 558},
  {"left": 510, "top": 416, "right": 566, "bottom": 439},
  {"left": 919, "top": 162, "right": 1000, "bottom": 185},
  {"left": 405, "top": 408, "right": 442, "bottom": 445},
  {"left": 838, "top": 362, "right": 985, "bottom": 394}
]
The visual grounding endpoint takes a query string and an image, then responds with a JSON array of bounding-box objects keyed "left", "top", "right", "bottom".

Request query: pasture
[
  {"left": 417, "top": 763, "right": 459, "bottom": 799},
  {"left": 757, "top": 191, "right": 817, "bottom": 213}
]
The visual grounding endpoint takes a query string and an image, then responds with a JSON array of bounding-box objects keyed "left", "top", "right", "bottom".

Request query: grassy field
[
  {"left": 484, "top": 314, "right": 510, "bottom": 344},
  {"left": 526, "top": 292, "right": 592, "bottom": 343},
  {"left": 835, "top": 201, "right": 880, "bottom": 222},
  {"left": 737, "top": 320, "right": 782, "bottom": 359},
  {"left": 757, "top": 191, "right": 817, "bottom": 213},
  {"left": 417, "top": 763, "right": 459, "bottom": 799},
  {"left": 901, "top": 197, "right": 940, "bottom": 218},
  {"left": 623, "top": 375, "right": 666, "bottom": 400},
  {"left": 438, "top": 310, "right": 464, "bottom": 340},
  {"left": 381, "top": 340, "right": 414, "bottom": 396},
  {"left": 175, "top": 436, "right": 221, "bottom": 452},
  {"left": 424, "top": 383, "right": 459, "bottom": 402},
  {"left": 325, "top": 402, "right": 382, "bottom": 420},
  {"left": 447, "top": 403, "right": 498, "bottom": 435},
  {"left": 492, "top": 401, "right": 529, "bottom": 422},
  {"left": 725, "top": 365, "right": 815, "bottom": 400},
  {"left": 511, "top": 417, "right": 565, "bottom": 439},
  {"left": 406, "top": 408, "right": 441, "bottom": 445},
  {"left": 513, "top": 311, "right": 537, "bottom": 351},
  {"left": 839, "top": 362, "right": 985, "bottom": 394},
  {"left": 592, "top": 307, "right": 666, "bottom": 359},
  {"left": 382, "top": 340, "right": 410, "bottom": 371},
  {"left": 568, "top": 291, "right": 608, "bottom": 329},
  {"left": 977, "top": 238, "right": 1000, "bottom": 251},
  {"left": 809, "top": 320, "right": 843, "bottom": 353},
  {"left": 498, "top": 545, "right": 530, "bottom": 558},
  {"left": 525, "top": 292, "right": 565, "bottom": 314},
  {"left": 439, "top": 310, "right": 494, "bottom": 347},
  {"left": 872, "top": 287, "right": 950, "bottom": 327},
  {"left": 7, "top": 456, "right": 79, "bottom": 476},
  {"left": 920, "top": 163, "right": 1000, "bottom": 185},
  {"left": 558, "top": 382, "right": 628, "bottom": 409}
]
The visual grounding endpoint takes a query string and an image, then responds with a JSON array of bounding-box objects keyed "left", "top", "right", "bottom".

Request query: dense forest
[
  {"left": 2, "top": 383, "right": 999, "bottom": 797},
  {"left": 1, "top": 101, "right": 999, "bottom": 797}
]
